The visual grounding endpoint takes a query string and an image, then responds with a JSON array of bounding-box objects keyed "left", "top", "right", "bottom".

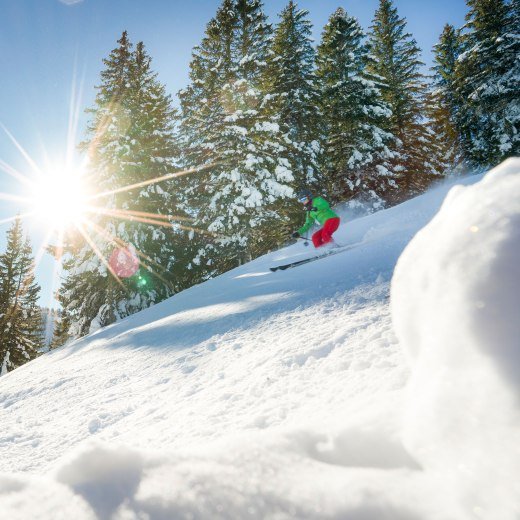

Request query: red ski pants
[{"left": 312, "top": 217, "right": 340, "bottom": 248}]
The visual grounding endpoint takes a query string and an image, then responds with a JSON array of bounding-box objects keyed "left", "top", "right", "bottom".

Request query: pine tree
[
  {"left": 0, "top": 218, "right": 42, "bottom": 374},
  {"left": 56, "top": 32, "right": 185, "bottom": 338},
  {"left": 55, "top": 32, "right": 133, "bottom": 336},
  {"left": 316, "top": 8, "right": 396, "bottom": 210},
  {"left": 368, "top": 0, "right": 438, "bottom": 200},
  {"left": 178, "top": 0, "right": 236, "bottom": 174},
  {"left": 179, "top": 0, "right": 294, "bottom": 273},
  {"left": 265, "top": 1, "right": 321, "bottom": 225},
  {"left": 454, "top": 0, "right": 520, "bottom": 167},
  {"left": 177, "top": 0, "right": 238, "bottom": 280},
  {"left": 427, "top": 24, "right": 465, "bottom": 175}
]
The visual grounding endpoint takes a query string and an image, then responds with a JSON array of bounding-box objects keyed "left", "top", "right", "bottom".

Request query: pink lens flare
[{"left": 109, "top": 245, "right": 140, "bottom": 278}]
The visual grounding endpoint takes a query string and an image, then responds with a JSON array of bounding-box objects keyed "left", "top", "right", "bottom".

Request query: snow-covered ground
[{"left": 0, "top": 159, "right": 518, "bottom": 519}]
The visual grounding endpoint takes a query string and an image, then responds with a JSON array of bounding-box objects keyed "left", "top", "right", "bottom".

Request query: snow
[
  {"left": 392, "top": 158, "right": 520, "bottom": 519},
  {"left": 0, "top": 160, "right": 519, "bottom": 519},
  {"left": 255, "top": 121, "right": 280, "bottom": 133},
  {"left": 0, "top": 352, "right": 9, "bottom": 376}
]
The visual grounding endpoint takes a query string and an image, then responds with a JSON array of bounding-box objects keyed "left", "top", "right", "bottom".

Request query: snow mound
[{"left": 392, "top": 158, "right": 520, "bottom": 519}]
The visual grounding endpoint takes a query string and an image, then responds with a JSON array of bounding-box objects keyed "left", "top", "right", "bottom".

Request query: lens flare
[{"left": 108, "top": 244, "right": 140, "bottom": 278}]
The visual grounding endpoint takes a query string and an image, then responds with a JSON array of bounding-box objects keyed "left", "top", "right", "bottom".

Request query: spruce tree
[
  {"left": 427, "top": 24, "right": 465, "bottom": 175},
  {"left": 57, "top": 32, "right": 185, "bottom": 338},
  {"left": 316, "top": 8, "right": 396, "bottom": 210},
  {"left": 178, "top": 0, "right": 236, "bottom": 175},
  {"left": 179, "top": 0, "right": 294, "bottom": 273},
  {"left": 265, "top": 1, "right": 321, "bottom": 224},
  {"left": 177, "top": 0, "right": 238, "bottom": 279},
  {"left": 266, "top": 1, "right": 320, "bottom": 185},
  {"left": 225, "top": 0, "right": 294, "bottom": 259},
  {"left": 368, "top": 0, "right": 437, "bottom": 200},
  {"left": 0, "top": 218, "right": 42, "bottom": 374},
  {"left": 454, "top": 0, "right": 520, "bottom": 167}
]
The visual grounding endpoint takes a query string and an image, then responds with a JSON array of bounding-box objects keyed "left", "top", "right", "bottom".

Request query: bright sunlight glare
[{"left": 29, "top": 166, "right": 90, "bottom": 231}]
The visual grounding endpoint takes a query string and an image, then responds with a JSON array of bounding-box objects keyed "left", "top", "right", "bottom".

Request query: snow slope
[{"left": 0, "top": 160, "right": 518, "bottom": 520}]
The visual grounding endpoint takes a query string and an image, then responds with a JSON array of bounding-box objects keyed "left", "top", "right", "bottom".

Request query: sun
[{"left": 29, "top": 165, "right": 90, "bottom": 231}]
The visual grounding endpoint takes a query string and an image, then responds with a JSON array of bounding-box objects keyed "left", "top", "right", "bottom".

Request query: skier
[{"left": 291, "top": 191, "right": 340, "bottom": 248}]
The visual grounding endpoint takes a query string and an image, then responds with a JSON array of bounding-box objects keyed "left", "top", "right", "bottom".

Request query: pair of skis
[{"left": 269, "top": 241, "right": 361, "bottom": 272}]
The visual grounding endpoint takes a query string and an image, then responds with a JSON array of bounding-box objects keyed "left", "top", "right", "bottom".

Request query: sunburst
[{"left": 0, "top": 75, "right": 220, "bottom": 308}]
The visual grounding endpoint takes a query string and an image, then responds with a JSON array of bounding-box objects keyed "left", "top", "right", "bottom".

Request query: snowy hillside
[{"left": 0, "top": 160, "right": 519, "bottom": 520}]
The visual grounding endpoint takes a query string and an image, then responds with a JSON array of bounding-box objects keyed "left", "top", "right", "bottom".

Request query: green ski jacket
[{"left": 298, "top": 197, "right": 338, "bottom": 235}]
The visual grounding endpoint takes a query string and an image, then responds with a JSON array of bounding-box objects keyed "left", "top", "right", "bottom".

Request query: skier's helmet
[{"left": 296, "top": 189, "right": 312, "bottom": 203}]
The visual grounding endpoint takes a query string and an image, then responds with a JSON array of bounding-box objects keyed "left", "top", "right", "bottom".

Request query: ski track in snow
[{"left": 1, "top": 163, "right": 519, "bottom": 520}]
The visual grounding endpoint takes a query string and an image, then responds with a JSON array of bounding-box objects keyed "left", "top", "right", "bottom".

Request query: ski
[{"left": 269, "top": 242, "right": 360, "bottom": 272}]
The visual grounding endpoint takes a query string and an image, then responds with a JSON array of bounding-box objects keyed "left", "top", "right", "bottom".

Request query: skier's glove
[{"left": 291, "top": 231, "right": 300, "bottom": 239}]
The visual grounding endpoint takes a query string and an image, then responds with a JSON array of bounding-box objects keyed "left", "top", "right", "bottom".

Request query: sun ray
[
  {"left": 46, "top": 225, "right": 72, "bottom": 310},
  {"left": 0, "top": 157, "right": 34, "bottom": 188},
  {"left": 88, "top": 162, "right": 221, "bottom": 202},
  {"left": 0, "top": 108, "right": 223, "bottom": 312},
  {"left": 88, "top": 218, "right": 170, "bottom": 272},
  {"left": 86, "top": 220, "right": 173, "bottom": 289},
  {"left": 41, "top": 226, "right": 65, "bottom": 315},
  {"left": 0, "top": 123, "right": 43, "bottom": 177},
  {"left": 66, "top": 59, "right": 86, "bottom": 168},
  {"left": 81, "top": 96, "right": 126, "bottom": 183},
  {"left": 176, "top": 222, "right": 220, "bottom": 238},
  {"left": 32, "top": 226, "right": 62, "bottom": 276},
  {"left": 88, "top": 207, "right": 194, "bottom": 223},
  {"left": 76, "top": 223, "right": 125, "bottom": 288},
  {"left": 0, "top": 212, "right": 34, "bottom": 227},
  {"left": 131, "top": 257, "right": 172, "bottom": 289},
  {"left": 93, "top": 207, "right": 181, "bottom": 228},
  {"left": 0, "top": 192, "right": 31, "bottom": 204},
  {"left": 92, "top": 206, "right": 221, "bottom": 239}
]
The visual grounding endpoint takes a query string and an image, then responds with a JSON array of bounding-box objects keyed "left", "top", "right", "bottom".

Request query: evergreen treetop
[
  {"left": 58, "top": 32, "right": 185, "bottom": 338},
  {"left": 179, "top": 0, "right": 294, "bottom": 272},
  {"left": 0, "top": 218, "right": 42, "bottom": 373},
  {"left": 454, "top": 0, "right": 519, "bottom": 166},
  {"left": 369, "top": 0, "right": 425, "bottom": 134},
  {"left": 316, "top": 7, "right": 396, "bottom": 208},
  {"left": 368, "top": 0, "right": 440, "bottom": 199},
  {"left": 428, "top": 23, "right": 465, "bottom": 174},
  {"left": 264, "top": 1, "right": 321, "bottom": 226},
  {"left": 267, "top": 1, "right": 318, "bottom": 144}
]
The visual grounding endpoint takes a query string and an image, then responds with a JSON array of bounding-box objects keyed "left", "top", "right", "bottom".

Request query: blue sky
[{"left": 0, "top": 0, "right": 467, "bottom": 307}]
